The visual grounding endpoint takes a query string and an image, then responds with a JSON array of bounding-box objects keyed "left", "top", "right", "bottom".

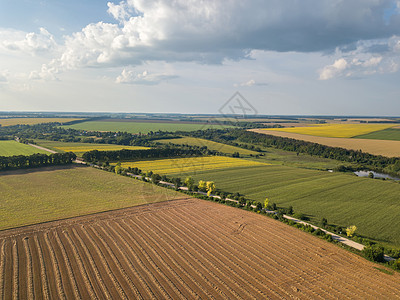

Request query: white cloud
[
  {"left": 1, "top": 28, "right": 58, "bottom": 56},
  {"left": 319, "top": 35, "right": 400, "bottom": 79},
  {"left": 115, "top": 69, "right": 178, "bottom": 85},
  {"left": 234, "top": 79, "right": 268, "bottom": 87},
  {"left": 48, "top": 0, "right": 400, "bottom": 71}
]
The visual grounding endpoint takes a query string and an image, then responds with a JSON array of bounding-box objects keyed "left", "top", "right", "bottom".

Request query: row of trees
[
  {"left": 82, "top": 147, "right": 209, "bottom": 162},
  {"left": 0, "top": 152, "right": 76, "bottom": 171}
]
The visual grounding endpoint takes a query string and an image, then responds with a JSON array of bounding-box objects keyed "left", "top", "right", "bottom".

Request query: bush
[
  {"left": 293, "top": 213, "right": 308, "bottom": 221},
  {"left": 363, "top": 245, "right": 385, "bottom": 262}
]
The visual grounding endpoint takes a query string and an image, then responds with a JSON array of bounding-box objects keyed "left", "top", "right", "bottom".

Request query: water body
[{"left": 354, "top": 170, "right": 400, "bottom": 181}]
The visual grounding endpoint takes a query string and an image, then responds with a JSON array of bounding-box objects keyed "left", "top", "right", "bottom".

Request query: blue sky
[{"left": 1, "top": 0, "right": 400, "bottom": 115}]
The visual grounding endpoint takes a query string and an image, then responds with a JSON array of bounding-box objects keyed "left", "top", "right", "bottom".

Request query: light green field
[
  {"left": 355, "top": 128, "right": 400, "bottom": 141},
  {"left": 180, "top": 164, "right": 400, "bottom": 247},
  {"left": 35, "top": 140, "right": 150, "bottom": 156},
  {"left": 158, "top": 136, "right": 259, "bottom": 155},
  {"left": 0, "top": 166, "right": 183, "bottom": 230},
  {"left": 0, "top": 140, "right": 49, "bottom": 156},
  {"left": 63, "top": 121, "right": 233, "bottom": 134}
]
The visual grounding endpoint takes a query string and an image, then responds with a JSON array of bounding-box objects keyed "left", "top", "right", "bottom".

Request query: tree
[
  {"left": 321, "top": 218, "right": 328, "bottom": 228},
  {"left": 346, "top": 225, "right": 357, "bottom": 237},
  {"left": 198, "top": 180, "right": 207, "bottom": 192},
  {"left": 184, "top": 176, "right": 195, "bottom": 190},
  {"left": 151, "top": 173, "right": 161, "bottom": 184},
  {"left": 264, "top": 197, "right": 269, "bottom": 208},
  {"left": 255, "top": 202, "right": 263, "bottom": 211},
  {"left": 362, "top": 245, "right": 385, "bottom": 262},
  {"left": 172, "top": 177, "right": 182, "bottom": 189},
  {"left": 206, "top": 181, "right": 216, "bottom": 196}
]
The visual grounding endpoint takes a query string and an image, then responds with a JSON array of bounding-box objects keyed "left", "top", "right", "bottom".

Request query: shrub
[{"left": 363, "top": 245, "right": 385, "bottom": 262}]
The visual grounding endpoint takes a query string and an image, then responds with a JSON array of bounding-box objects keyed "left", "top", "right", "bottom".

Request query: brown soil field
[
  {"left": 1, "top": 199, "right": 399, "bottom": 299},
  {"left": 251, "top": 129, "right": 400, "bottom": 157}
]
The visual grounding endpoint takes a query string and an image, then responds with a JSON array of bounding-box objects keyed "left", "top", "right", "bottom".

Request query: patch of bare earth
[
  {"left": 0, "top": 199, "right": 399, "bottom": 299},
  {"left": 251, "top": 129, "right": 400, "bottom": 157}
]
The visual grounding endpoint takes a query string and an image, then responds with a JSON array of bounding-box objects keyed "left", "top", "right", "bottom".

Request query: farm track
[{"left": 0, "top": 199, "right": 400, "bottom": 298}]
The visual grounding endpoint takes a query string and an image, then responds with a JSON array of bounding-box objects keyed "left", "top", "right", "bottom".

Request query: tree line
[
  {"left": 0, "top": 152, "right": 77, "bottom": 171},
  {"left": 82, "top": 147, "right": 209, "bottom": 162}
]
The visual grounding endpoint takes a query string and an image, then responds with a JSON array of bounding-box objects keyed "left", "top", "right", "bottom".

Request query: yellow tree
[
  {"left": 264, "top": 197, "right": 269, "bottom": 208},
  {"left": 206, "top": 181, "right": 216, "bottom": 196},
  {"left": 198, "top": 180, "right": 207, "bottom": 192},
  {"left": 346, "top": 225, "right": 357, "bottom": 237}
]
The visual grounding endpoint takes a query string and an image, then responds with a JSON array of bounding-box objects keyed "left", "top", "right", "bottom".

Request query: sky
[{"left": 0, "top": 0, "right": 400, "bottom": 116}]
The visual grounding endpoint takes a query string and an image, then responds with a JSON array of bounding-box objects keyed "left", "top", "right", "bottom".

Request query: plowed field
[{"left": 1, "top": 199, "right": 399, "bottom": 299}]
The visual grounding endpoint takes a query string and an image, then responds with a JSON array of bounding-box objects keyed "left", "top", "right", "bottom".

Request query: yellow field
[
  {"left": 119, "top": 156, "right": 269, "bottom": 175},
  {"left": 263, "top": 124, "right": 396, "bottom": 138},
  {"left": 0, "top": 118, "right": 84, "bottom": 126},
  {"left": 56, "top": 145, "right": 150, "bottom": 153}
]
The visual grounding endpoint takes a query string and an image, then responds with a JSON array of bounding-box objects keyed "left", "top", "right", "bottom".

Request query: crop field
[
  {"left": 187, "top": 164, "right": 400, "bottom": 247},
  {"left": 0, "top": 118, "right": 84, "bottom": 127},
  {"left": 355, "top": 128, "right": 400, "bottom": 141},
  {"left": 262, "top": 123, "right": 395, "bottom": 138},
  {"left": 158, "top": 136, "right": 259, "bottom": 155},
  {"left": 252, "top": 129, "right": 400, "bottom": 157},
  {"left": 0, "top": 141, "right": 49, "bottom": 156},
  {"left": 1, "top": 199, "right": 399, "bottom": 299},
  {"left": 35, "top": 140, "right": 149, "bottom": 155},
  {"left": 119, "top": 156, "right": 269, "bottom": 175},
  {"left": 0, "top": 166, "right": 184, "bottom": 230},
  {"left": 63, "top": 121, "right": 233, "bottom": 134}
]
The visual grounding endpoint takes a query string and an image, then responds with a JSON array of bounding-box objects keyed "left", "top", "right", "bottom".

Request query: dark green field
[
  {"left": 63, "top": 121, "right": 233, "bottom": 134},
  {"left": 182, "top": 164, "right": 400, "bottom": 248},
  {"left": 355, "top": 128, "right": 400, "bottom": 141}
]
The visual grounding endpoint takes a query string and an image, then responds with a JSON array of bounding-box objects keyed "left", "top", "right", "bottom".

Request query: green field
[
  {"left": 158, "top": 136, "right": 259, "bottom": 155},
  {"left": 180, "top": 164, "right": 400, "bottom": 247},
  {"left": 35, "top": 140, "right": 150, "bottom": 156},
  {"left": 0, "top": 166, "right": 183, "bottom": 230},
  {"left": 355, "top": 128, "right": 400, "bottom": 141},
  {"left": 0, "top": 140, "right": 49, "bottom": 156},
  {"left": 63, "top": 121, "right": 233, "bottom": 134}
]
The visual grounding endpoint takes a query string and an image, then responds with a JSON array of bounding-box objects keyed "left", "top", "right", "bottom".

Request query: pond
[{"left": 354, "top": 170, "right": 400, "bottom": 181}]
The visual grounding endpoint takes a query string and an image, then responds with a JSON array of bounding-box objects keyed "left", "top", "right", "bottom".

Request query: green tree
[{"left": 151, "top": 173, "right": 161, "bottom": 184}]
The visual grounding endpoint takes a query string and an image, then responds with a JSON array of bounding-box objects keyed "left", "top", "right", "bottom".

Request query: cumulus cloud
[
  {"left": 51, "top": 0, "right": 400, "bottom": 70},
  {"left": 115, "top": 69, "right": 178, "bottom": 85},
  {"left": 319, "top": 35, "right": 400, "bottom": 79},
  {"left": 1, "top": 28, "right": 58, "bottom": 55},
  {"left": 9, "top": 0, "right": 400, "bottom": 81}
]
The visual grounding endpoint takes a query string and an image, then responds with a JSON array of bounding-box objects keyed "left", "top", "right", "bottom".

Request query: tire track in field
[
  {"left": 23, "top": 238, "right": 34, "bottom": 299},
  {"left": 70, "top": 227, "right": 112, "bottom": 299},
  {"left": 109, "top": 222, "right": 173, "bottom": 299},
  {"left": 12, "top": 240, "right": 19, "bottom": 300},
  {"left": 111, "top": 220, "right": 193, "bottom": 300},
  {"left": 135, "top": 214, "right": 249, "bottom": 299},
  {"left": 94, "top": 223, "right": 155, "bottom": 299},
  {"left": 116, "top": 217, "right": 217, "bottom": 299},
  {"left": 128, "top": 216, "right": 211, "bottom": 299},
  {"left": 33, "top": 236, "right": 50, "bottom": 300},
  {"left": 43, "top": 232, "right": 66, "bottom": 300},
  {"left": 153, "top": 210, "right": 284, "bottom": 299},
  {"left": 79, "top": 225, "right": 128, "bottom": 300},
  {"left": 62, "top": 230, "right": 98, "bottom": 299},
  {"left": 0, "top": 240, "right": 5, "bottom": 300},
  {"left": 89, "top": 225, "right": 142, "bottom": 299}
]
